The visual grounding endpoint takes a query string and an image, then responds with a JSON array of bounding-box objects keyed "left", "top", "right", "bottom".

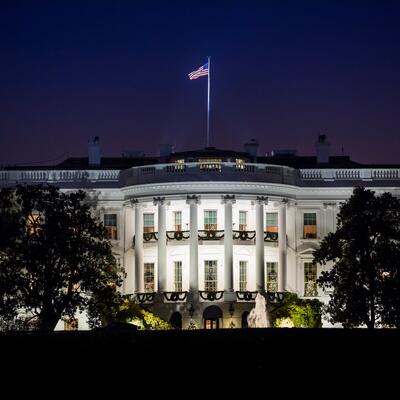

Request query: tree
[
  {"left": 0, "top": 184, "right": 124, "bottom": 332},
  {"left": 314, "top": 187, "right": 400, "bottom": 328}
]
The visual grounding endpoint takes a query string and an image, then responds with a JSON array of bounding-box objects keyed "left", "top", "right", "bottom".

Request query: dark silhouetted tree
[
  {"left": 0, "top": 185, "right": 124, "bottom": 332},
  {"left": 314, "top": 187, "right": 400, "bottom": 328}
]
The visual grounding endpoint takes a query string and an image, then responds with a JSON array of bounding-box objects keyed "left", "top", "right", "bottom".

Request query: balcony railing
[
  {"left": 166, "top": 230, "right": 190, "bottom": 241},
  {"left": 163, "top": 291, "right": 188, "bottom": 302},
  {"left": 264, "top": 231, "right": 278, "bottom": 242},
  {"left": 236, "top": 291, "right": 258, "bottom": 301},
  {"left": 143, "top": 232, "right": 158, "bottom": 242},
  {"left": 135, "top": 292, "right": 156, "bottom": 304},
  {"left": 233, "top": 230, "right": 256, "bottom": 241},
  {"left": 198, "top": 230, "right": 225, "bottom": 240},
  {"left": 199, "top": 290, "right": 224, "bottom": 301}
]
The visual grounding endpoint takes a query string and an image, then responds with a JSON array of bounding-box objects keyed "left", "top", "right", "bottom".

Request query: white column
[
  {"left": 278, "top": 200, "right": 287, "bottom": 292},
  {"left": 134, "top": 201, "right": 143, "bottom": 292},
  {"left": 255, "top": 196, "right": 267, "bottom": 292},
  {"left": 187, "top": 195, "right": 199, "bottom": 295},
  {"left": 223, "top": 195, "right": 235, "bottom": 300},
  {"left": 154, "top": 197, "right": 166, "bottom": 293},
  {"left": 123, "top": 202, "right": 135, "bottom": 294}
]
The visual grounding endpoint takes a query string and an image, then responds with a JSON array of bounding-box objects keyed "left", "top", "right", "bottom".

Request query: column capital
[
  {"left": 221, "top": 194, "right": 236, "bottom": 204},
  {"left": 186, "top": 194, "right": 200, "bottom": 205},
  {"left": 323, "top": 201, "right": 337, "bottom": 209},
  {"left": 153, "top": 196, "right": 166, "bottom": 206},
  {"left": 128, "top": 198, "right": 142, "bottom": 207},
  {"left": 255, "top": 196, "right": 268, "bottom": 205}
]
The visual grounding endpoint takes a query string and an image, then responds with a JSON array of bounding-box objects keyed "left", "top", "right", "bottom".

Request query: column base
[{"left": 223, "top": 290, "right": 236, "bottom": 302}]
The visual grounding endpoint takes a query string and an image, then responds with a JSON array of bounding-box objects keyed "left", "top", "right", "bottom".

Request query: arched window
[{"left": 203, "top": 305, "right": 222, "bottom": 329}]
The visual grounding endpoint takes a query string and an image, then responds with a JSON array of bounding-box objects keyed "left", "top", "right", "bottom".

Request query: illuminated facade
[{"left": 2, "top": 137, "right": 399, "bottom": 329}]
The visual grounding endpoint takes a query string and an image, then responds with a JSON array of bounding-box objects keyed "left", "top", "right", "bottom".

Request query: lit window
[
  {"left": 303, "top": 213, "right": 317, "bottom": 239},
  {"left": 266, "top": 212, "right": 278, "bottom": 233},
  {"left": 174, "top": 211, "right": 182, "bottom": 231},
  {"left": 266, "top": 262, "right": 278, "bottom": 292},
  {"left": 236, "top": 159, "right": 245, "bottom": 170},
  {"left": 304, "top": 262, "right": 318, "bottom": 297},
  {"left": 239, "top": 261, "right": 247, "bottom": 291},
  {"left": 104, "top": 214, "right": 118, "bottom": 240},
  {"left": 172, "top": 159, "right": 185, "bottom": 171},
  {"left": 143, "top": 213, "right": 155, "bottom": 233},
  {"left": 204, "top": 210, "right": 217, "bottom": 231},
  {"left": 174, "top": 261, "right": 182, "bottom": 292},
  {"left": 239, "top": 211, "right": 247, "bottom": 231},
  {"left": 27, "top": 211, "right": 43, "bottom": 235},
  {"left": 64, "top": 318, "right": 78, "bottom": 331},
  {"left": 204, "top": 260, "right": 217, "bottom": 291},
  {"left": 144, "top": 263, "right": 155, "bottom": 292},
  {"left": 199, "top": 158, "right": 222, "bottom": 171}
]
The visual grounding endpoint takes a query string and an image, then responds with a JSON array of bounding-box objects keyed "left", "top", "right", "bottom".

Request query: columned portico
[
  {"left": 223, "top": 195, "right": 235, "bottom": 301},
  {"left": 187, "top": 195, "right": 199, "bottom": 298},
  {"left": 134, "top": 201, "right": 144, "bottom": 292},
  {"left": 154, "top": 197, "right": 166, "bottom": 293},
  {"left": 278, "top": 200, "right": 287, "bottom": 291},
  {"left": 255, "top": 196, "right": 268, "bottom": 292}
]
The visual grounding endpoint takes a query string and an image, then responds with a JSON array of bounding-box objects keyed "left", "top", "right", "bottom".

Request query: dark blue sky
[{"left": 1, "top": 1, "right": 400, "bottom": 165}]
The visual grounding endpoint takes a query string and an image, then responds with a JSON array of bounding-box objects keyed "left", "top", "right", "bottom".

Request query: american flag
[{"left": 188, "top": 62, "right": 209, "bottom": 80}]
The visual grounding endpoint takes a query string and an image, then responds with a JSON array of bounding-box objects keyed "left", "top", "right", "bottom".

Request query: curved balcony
[
  {"left": 198, "top": 230, "right": 225, "bottom": 241},
  {"left": 166, "top": 230, "right": 190, "bottom": 241},
  {"left": 120, "top": 161, "right": 299, "bottom": 187},
  {"left": 233, "top": 230, "right": 256, "bottom": 241}
]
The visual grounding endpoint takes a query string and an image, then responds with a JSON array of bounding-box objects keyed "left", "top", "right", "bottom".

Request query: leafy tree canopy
[
  {"left": 314, "top": 187, "right": 400, "bottom": 328},
  {"left": 0, "top": 184, "right": 124, "bottom": 332}
]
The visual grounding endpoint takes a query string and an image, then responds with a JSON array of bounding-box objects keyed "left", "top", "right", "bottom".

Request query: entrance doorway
[{"left": 203, "top": 305, "right": 223, "bottom": 329}]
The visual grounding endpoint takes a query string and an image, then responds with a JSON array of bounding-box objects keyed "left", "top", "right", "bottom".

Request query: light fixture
[
  {"left": 188, "top": 303, "right": 195, "bottom": 318},
  {"left": 229, "top": 303, "right": 235, "bottom": 317}
]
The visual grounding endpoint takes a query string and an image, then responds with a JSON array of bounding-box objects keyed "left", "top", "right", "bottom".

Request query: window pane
[
  {"left": 266, "top": 212, "right": 278, "bottom": 232},
  {"left": 174, "top": 261, "right": 182, "bottom": 292},
  {"left": 303, "top": 213, "right": 317, "bottom": 238},
  {"left": 143, "top": 213, "right": 155, "bottom": 233},
  {"left": 204, "top": 260, "right": 217, "bottom": 291},
  {"left": 174, "top": 211, "right": 182, "bottom": 231},
  {"left": 239, "top": 261, "right": 247, "bottom": 291},
  {"left": 104, "top": 214, "right": 117, "bottom": 226},
  {"left": 304, "top": 262, "right": 318, "bottom": 297},
  {"left": 266, "top": 262, "right": 278, "bottom": 292},
  {"left": 144, "top": 263, "right": 155, "bottom": 293},
  {"left": 204, "top": 210, "right": 217, "bottom": 230},
  {"left": 239, "top": 211, "right": 247, "bottom": 231}
]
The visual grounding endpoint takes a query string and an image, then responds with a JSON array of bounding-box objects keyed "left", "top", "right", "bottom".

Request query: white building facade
[{"left": 2, "top": 140, "right": 399, "bottom": 329}]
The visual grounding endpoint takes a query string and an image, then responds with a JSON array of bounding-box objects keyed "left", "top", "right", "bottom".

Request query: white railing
[
  {"left": 0, "top": 169, "right": 120, "bottom": 184},
  {"left": 300, "top": 168, "right": 400, "bottom": 182}
]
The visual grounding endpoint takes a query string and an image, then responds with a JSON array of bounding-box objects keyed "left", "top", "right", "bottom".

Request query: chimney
[
  {"left": 244, "top": 138, "right": 259, "bottom": 157},
  {"left": 159, "top": 144, "right": 174, "bottom": 158},
  {"left": 315, "top": 134, "right": 330, "bottom": 164},
  {"left": 88, "top": 136, "right": 101, "bottom": 166}
]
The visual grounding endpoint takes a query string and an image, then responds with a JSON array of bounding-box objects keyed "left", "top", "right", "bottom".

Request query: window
[
  {"left": 204, "top": 260, "right": 217, "bottom": 291},
  {"left": 64, "top": 318, "right": 78, "bottom": 331},
  {"left": 144, "top": 263, "right": 155, "bottom": 292},
  {"left": 239, "top": 261, "right": 247, "bottom": 291},
  {"left": 236, "top": 158, "right": 245, "bottom": 170},
  {"left": 174, "top": 211, "right": 182, "bottom": 231},
  {"left": 266, "top": 212, "right": 278, "bottom": 233},
  {"left": 204, "top": 210, "right": 217, "bottom": 231},
  {"left": 104, "top": 214, "right": 118, "bottom": 240},
  {"left": 27, "top": 211, "right": 43, "bottom": 235},
  {"left": 199, "top": 158, "right": 222, "bottom": 171},
  {"left": 239, "top": 211, "right": 247, "bottom": 231},
  {"left": 266, "top": 262, "right": 278, "bottom": 292},
  {"left": 174, "top": 261, "right": 182, "bottom": 292},
  {"left": 304, "top": 262, "right": 318, "bottom": 297},
  {"left": 143, "top": 213, "right": 155, "bottom": 233},
  {"left": 303, "top": 213, "right": 317, "bottom": 239}
]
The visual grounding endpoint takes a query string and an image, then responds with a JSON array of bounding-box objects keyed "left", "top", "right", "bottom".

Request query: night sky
[{"left": 1, "top": 1, "right": 400, "bottom": 166}]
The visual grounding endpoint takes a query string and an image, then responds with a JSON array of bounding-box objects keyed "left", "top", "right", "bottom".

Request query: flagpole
[{"left": 207, "top": 56, "right": 210, "bottom": 148}]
